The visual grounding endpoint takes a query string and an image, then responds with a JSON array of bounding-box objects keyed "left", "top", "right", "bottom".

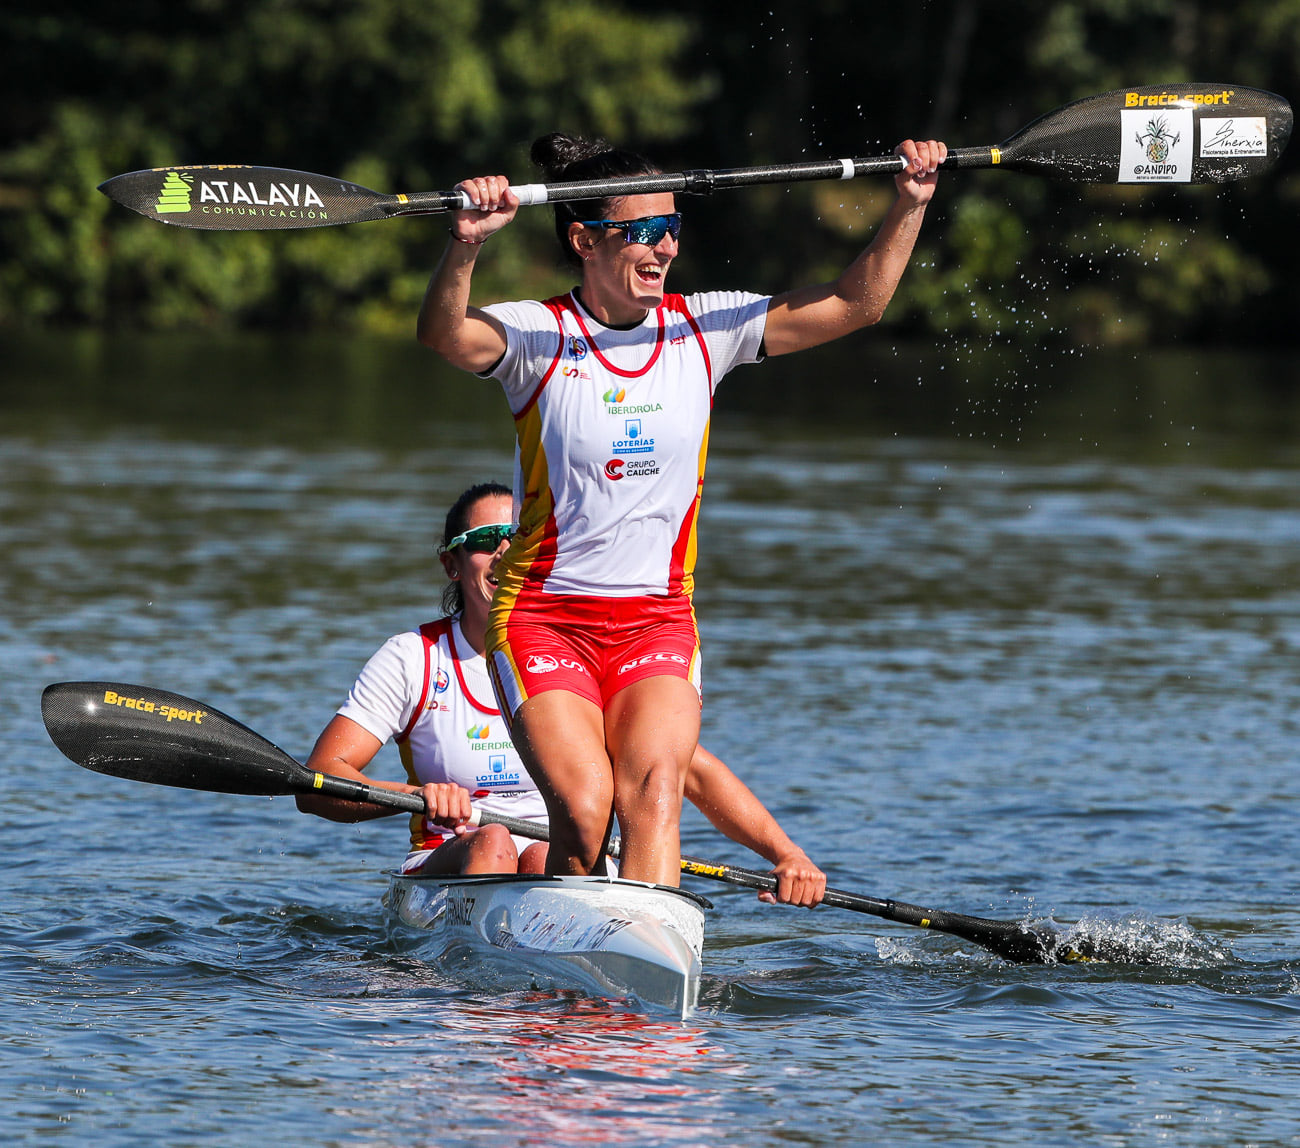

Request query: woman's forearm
[
  {"left": 295, "top": 715, "right": 406, "bottom": 822},
  {"left": 416, "top": 239, "right": 485, "bottom": 361},
  {"left": 684, "top": 745, "right": 804, "bottom": 864}
]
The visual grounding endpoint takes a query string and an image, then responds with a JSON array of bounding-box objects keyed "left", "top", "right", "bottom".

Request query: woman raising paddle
[
  {"left": 296, "top": 481, "right": 826, "bottom": 905},
  {"left": 418, "top": 131, "right": 945, "bottom": 888}
]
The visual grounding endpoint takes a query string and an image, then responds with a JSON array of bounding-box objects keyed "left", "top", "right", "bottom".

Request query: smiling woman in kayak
[
  {"left": 417, "top": 131, "right": 945, "bottom": 888},
  {"left": 296, "top": 482, "right": 826, "bottom": 905}
]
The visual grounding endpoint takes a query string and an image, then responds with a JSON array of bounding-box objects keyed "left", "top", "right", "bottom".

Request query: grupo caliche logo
[{"left": 604, "top": 457, "right": 659, "bottom": 479}]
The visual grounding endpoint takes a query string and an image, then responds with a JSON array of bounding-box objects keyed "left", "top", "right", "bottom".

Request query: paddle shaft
[
  {"left": 484, "top": 802, "right": 1001, "bottom": 920},
  {"left": 406, "top": 147, "right": 983, "bottom": 210},
  {"left": 453, "top": 152, "right": 911, "bottom": 210}
]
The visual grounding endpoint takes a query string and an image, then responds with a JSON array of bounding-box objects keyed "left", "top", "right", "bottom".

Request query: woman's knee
[
  {"left": 616, "top": 758, "right": 682, "bottom": 824},
  {"left": 463, "top": 823, "right": 519, "bottom": 873},
  {"left": 517, "top": 842, "right": 548, "bottom": 874},
  {"left": 542, "top": 767, "right": 612, "bottom": 833}
]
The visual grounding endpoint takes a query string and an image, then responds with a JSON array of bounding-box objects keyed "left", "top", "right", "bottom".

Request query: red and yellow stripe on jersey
[{"left": 482, "top": 289, "right": 769, "bottom": 606}]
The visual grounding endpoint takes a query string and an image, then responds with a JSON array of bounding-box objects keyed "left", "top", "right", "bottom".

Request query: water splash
[
  {"left": 868, "top": 912, "right": 1232, "bottom": 969},
  {"left": 1044, "top": 910, "right": 1232, "bottom": 967}
]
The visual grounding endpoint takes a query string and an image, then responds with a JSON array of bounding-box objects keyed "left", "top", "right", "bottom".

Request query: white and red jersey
[
  {"left": 482, "top": 289, "right": 768, "bottom": 601},
  {"left": 337, "top": 616, "right": 547, "bottom": 849}
]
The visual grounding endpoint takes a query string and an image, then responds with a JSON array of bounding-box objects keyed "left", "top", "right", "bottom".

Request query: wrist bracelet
[{"left": 448, "top": 230, "right": 486, "bottom": 246}]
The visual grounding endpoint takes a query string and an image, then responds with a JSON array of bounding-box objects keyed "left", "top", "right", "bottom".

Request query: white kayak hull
[{"left": 384, "top": 873, "right": 709, "bottom": 1017}]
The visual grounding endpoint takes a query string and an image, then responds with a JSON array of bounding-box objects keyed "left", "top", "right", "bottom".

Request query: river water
[{"left": 4, "top": 330, "right": 1300, "bottom": 1145}]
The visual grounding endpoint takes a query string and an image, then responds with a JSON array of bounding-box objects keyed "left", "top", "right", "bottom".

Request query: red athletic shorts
[{"left": 487, "top": 593, "right": 701, "bottom": 717}]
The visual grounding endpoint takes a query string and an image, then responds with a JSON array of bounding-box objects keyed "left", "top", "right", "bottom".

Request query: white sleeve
[
  {"left": 684, "top": 290, "right": 770, "bottom": 383},
  {"left": 336, "top": 632, "right": 425, "bottom": 745},
  {"left": 480, "top": 298, "right": 564, "bottom": 411}
]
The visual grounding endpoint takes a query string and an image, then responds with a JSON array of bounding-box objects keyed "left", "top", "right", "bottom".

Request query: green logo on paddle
[{"left": 154, "top": 171, "right": 193, "bottom": 214}]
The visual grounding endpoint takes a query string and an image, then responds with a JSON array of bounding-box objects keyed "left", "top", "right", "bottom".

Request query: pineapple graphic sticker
[
  {"left": 1119, "top": 105, "right": 1193, "bottom": 183},
  {"left": 1137, "top": 115, "right": 1180, "bottom": 163}
]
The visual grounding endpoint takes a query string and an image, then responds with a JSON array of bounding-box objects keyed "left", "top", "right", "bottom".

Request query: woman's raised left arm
[{"left": 762, "top": 138, "right": 946, "bottom": 357}]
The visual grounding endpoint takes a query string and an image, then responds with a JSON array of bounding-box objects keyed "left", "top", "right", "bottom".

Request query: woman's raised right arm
[{"left": 416, "top": 176, "right": 518, "bottom": 373}]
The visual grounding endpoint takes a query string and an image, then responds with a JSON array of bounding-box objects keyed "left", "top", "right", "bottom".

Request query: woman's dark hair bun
[
  {"left": 529, "top": 133, "right": 613, "bottom": 181},
  {"left": 530, "top": 132, "right": 661, "bottom": 267}
]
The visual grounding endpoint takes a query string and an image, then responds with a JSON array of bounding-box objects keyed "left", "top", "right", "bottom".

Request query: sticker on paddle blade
[{"left": 1120, "top": 108, "right": 1194, "bottom": 182}]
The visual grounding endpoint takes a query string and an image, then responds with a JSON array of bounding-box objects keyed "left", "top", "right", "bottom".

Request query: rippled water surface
[{"left": 4, "top": 332, "right": 1300, "bottom": 1145}]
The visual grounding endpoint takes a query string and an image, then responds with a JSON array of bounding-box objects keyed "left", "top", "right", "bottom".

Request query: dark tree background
[{"left": 1, "top": 1, "right": 1295, "bottom": 347}]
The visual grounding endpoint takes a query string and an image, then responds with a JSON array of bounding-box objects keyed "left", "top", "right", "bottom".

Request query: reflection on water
[{"left": 364, "top": 997, "right": 737, "bottom": 1145}]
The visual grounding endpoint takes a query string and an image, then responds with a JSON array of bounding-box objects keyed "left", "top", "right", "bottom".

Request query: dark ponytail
[{"left": 531, "top": 132, "right": 660, "bottom": 267}]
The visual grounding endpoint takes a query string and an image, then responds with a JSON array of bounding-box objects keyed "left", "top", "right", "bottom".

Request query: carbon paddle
[
  {"left": 45, "top": 678, "right": 1098, "bottom": 964},
  {"left": 97, "top": 84, "right": 1291, "bottom": 230}
]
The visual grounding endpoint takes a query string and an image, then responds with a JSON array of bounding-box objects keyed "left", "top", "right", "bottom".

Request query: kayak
[{"left": 383, "top": 872, "right": 710, "bottom": 1017}]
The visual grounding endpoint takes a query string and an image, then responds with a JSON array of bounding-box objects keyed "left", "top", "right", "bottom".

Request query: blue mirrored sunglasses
[
  {"left": 579, "top": 213, "right": 682, "bottom": 246},
  {"left": 446, "top": 522, "right": 517, "bottom": 553}
]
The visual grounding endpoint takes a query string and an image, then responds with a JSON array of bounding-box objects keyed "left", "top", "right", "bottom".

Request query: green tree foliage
[
  {"left": 1, "top": 1, "right": 1296, "bottom": 345},
  {"left": 0, "top": 0, "right": 704, "bottom": 331}
]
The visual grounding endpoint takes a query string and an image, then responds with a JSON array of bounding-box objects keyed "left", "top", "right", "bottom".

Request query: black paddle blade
[
  {"left": 997, "top": 83, "right": 1291, "bottom": 184},
  {"left": 41, "top": 680, "right": 309, "bottom": 795},
  {"left": 99, "top": 166, "right": 400, "bottom": 230}
]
